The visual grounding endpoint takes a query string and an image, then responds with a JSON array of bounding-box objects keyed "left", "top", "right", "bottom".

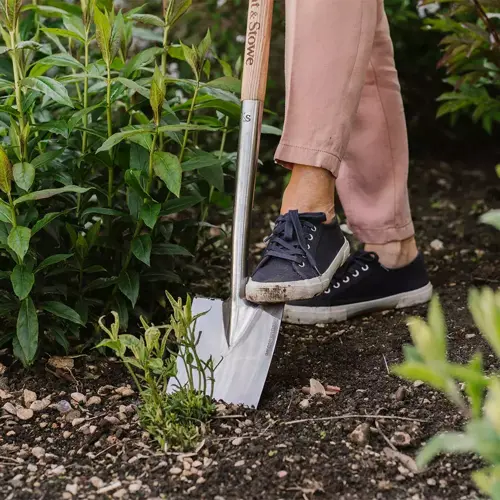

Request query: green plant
[
  {"left": 98, "top": 291, "right": 216, "bottom": 451},
  {"left": 0, "top": 0, "right": 246, "bottom": 366},
  {"left": 422, "top": 0, "right": 500, "bottom": 132},
  {"left": 393, "top": 290, "right": 500, "bottom": 498}
]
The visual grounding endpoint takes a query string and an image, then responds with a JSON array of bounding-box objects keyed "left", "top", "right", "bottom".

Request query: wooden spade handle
[{"left": 241, "top": 0, "right": 274, "bottom": 102}]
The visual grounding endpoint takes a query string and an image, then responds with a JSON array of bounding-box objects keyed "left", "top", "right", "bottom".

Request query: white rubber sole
[
  {"left": 246, "top": 239, "right": 351, "bottom": 304},
  {"left": 283, "top": 282, "right": 433, "bottom": 325}
]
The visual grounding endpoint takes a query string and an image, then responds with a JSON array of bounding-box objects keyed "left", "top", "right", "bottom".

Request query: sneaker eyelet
[
  {"left": 362, "top": 265, "right": 369, "bottom": 271},
  {"left": 307, "top": 234, "right": 314, "bottom": 241},
  {"left": 352, "top": 270, "right": 360, "bottom": 277},
  {"left": 311, "top": 226, "right": 317, "bottom": 232},
  {"left": 333, "top": 283, "right": 340, "bottom": 289},
  {"left": 298, "top": 262, "right": 306, "bottom": 268},
  {"left": 343, "top": 277, "right": 350, "bottom": 283},
  {"left": 324, "top": 288, "right": 331, "bottom": 294}
]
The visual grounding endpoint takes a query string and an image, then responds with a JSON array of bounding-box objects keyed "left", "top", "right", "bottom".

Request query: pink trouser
[{"left": 275, "top": 0, "right": 415, "bottom": 244}]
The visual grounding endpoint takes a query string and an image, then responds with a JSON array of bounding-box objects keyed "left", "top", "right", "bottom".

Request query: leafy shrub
[
  {"left": 393, "top": 289, "right": 500, "bottom": 498},
  {"left": 0, "top": 0, "right": 245, "bottom": 365},
  {"left": 98, "top": 292, "right": 216, "bottom": 451},
  {"left": 422, "top": 0, "right": 500, "bottom": 133}
]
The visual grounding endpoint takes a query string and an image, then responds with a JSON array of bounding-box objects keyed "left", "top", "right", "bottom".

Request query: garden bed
[{"left": 1, "top": 157, "right": 499, "bottom": 499}]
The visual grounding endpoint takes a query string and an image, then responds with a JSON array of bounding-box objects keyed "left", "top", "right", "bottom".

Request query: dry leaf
[
  {"left": 309, "top": 379, "right": 326, "bottom": 396},
  {"left": 47, "top": 356, "right": 74, "bottom": 371},
  {"left": 383, "top": 447, "right": 418, "bottom": 473}
]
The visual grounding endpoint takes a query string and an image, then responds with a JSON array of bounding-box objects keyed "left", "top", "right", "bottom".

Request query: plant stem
[
  {"left": 178, "top": 82, "right": 199, "bottom": 164},
  {"left": 106, "top": 64, "right": 114, "bottom": 208},
  {"left": 82, "top": 31, "right": 90, "bottom": 154},
  {"left": 9, "top": 30, "right": 26, "bottom": 162},
  {"left": 472, "top": 0, "right": 500, "bottom": 46},
  {"left": 147, "top": 131, "right": 158, "bottom": 193}
]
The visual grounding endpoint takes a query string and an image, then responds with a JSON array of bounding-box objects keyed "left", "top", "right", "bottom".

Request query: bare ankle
[
  {"left": 281, "top": 164, "right": 336, "bottom": 222},
  {"left": 365, "top": 237, "right": 418, "bottom": 268}
]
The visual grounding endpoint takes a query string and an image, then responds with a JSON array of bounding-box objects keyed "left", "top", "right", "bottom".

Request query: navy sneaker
[
  {"left": 283, "top": 250, "right": 433, "bottom": 324},
  {"left": 246, "top": 210, "right": 350, "bottom": 303}
]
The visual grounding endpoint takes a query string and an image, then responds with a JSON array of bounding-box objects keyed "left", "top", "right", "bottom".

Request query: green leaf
[
  {"left": 14, "top": 185, "right": 89, "bottom": 205},
  {"left": 160, "top": 195, "right": 203, "bottom": 216},
  {"left": 41, "top": 301, "right": 84, "bottom": 325},
  {"left": 132, "top": 234, "right": 152, "bottom": 266},
  {"left": 153, "top": 151, "right": 182, "bottom": 197},
  {"left": 41, "top": 27, "right": 85, "bottom": 42},
  {"left": 180, "top": 42, "right": 199, "bottom": 78},
  {"left": 0, "top": 198, "right": 13, "bottom": 224},
  {"left": 94, "top": 6, "right": 112, "bottom": 64},
  {"left": 426, "top": 295, "right": 447, "bottom": 361},
  {"left": 204, "top": 76, "right": 240, "bottom": 93},
  {"left": 152, "top": 243, "right": 192, "bottom": 257},
  {"left": 118, "top": 270, "right": 140, "bottom": 307},
  {"left": 16, "top": 297, "right": 38, "bottom": 366},
  {"left": 166, "top": 0, "right": 192, "bottom": 26},
  {"left": 115, "top": 77, "right": 150, "bottom": 99},
  {"left": 261, "top": 124, "right": 283, "bottom": 136},
  {"left": 31, "top": 212, "right": 62, "bottom": 235},
  {"left": 0, "top": 146, "right": 13, "bottom": 195},
  {"left": 10, "top": 264, "right": 34, "bottom": 300},
  {"left": 181, "top": 151, "right": 224, "bottom": 172},
  {"left": 35, "top": 253, "right": 73, "bottom": 273},
  {"left": 31, "top": 150, "right": 63, "bottom": 169},
  {"left": 125, "top": 169, "right": 151, "bottom": 200},
  {"left": 139, "top": 202, "right": 161, "bottom": 229},
  {"left": 416, "top": 432, "right": 476, "bottom": 469},
  {"left": 200, "top": 164, "right": 224, "bottom": 192},
  {"left": 197, "top": 29, "right": 212, "bottom": 61},
  {"left": 13, "top": 162, "right": 35, "bottom": 191},
  {"left": 81, "top": 207, "right": 127, "bottom": 218},
  {"left": 30, "top": 54, "right": 84, "bottom": 77},
  {"left": 96, "top": 126, "right": 154, "bottom": 153},
  {"left": 22, "top": 76, "right": 74, "bottom": 108},
  {"left": 150, "top": 65, "right": 165, "bottom": 125},
  {"left": 480, "top": 210, "right": 500, "bottom": 230},
  {"left": 130, "top": 13, "right": 164, "bottom": 27},
  {"left": 68, "top": 104, "right": 104, "bottom": 132},
  {"left": 121, "top": 46, "right": 162, "bottom": 78},
  {"left": 114, "top": 294, "right": 129, "bottom": 331},
  {"left": 8, "top": 226, "right": 31, "bottom": 261}
]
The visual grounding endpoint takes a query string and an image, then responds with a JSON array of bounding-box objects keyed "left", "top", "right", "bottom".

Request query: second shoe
[{"left": 246, "top": 210, "right": 350, "bottom": 303}]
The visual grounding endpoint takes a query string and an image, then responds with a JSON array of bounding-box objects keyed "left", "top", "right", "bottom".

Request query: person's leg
[
  {"left": 336, "top": 9, "right": 417, "bottom": 268},
  {"left": 277, "top": 0, "right": 379, "bottom": 220},
  {"left": 283, "top": 7, "right": 432, "bottom": 325},
  {"left": 246, "top": 0, "right": 379, "bottom": 304}
]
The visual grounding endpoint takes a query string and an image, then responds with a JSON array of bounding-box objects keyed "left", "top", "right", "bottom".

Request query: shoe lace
[
  {"left": 259, "top": 210, "right": 325, "bottom": 273},
  {"left": 326, "top": 251, "right": 378, "bottom": 292}
]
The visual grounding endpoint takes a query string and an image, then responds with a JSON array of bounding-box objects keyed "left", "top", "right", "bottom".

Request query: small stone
[
  {"left": 391, "top": 432, "right": 411, "bottom": 447},
  {"left": 3, "top": 402, "right": 17, "bottom": 415},
  {"left": 203, "top": 457, "right": 213, "bottom": 468},
  {"left": 113, "top": 488, "right": 127, "bottom": 498},
  {"left": 394, "top": 387, "right": 406, "bottom": 402},
  {"left": 97, "top": 385, "right": 115, "bottom": 395},
  {"left": 196, "top": 477, "right": 206, "bottom": 485},
  {"left": 234, "top": 460, "right": 245, "bottom": 467},
  {"left": 192, "top": 460, "right": 202, "bottom": 468},
  {"left": 55, "top": 400, "right": 72, "bottom": 413},
  {"left": 11, "top": 474, "right": 24, "bottom": 487},
  {"left": 115, "top": 386, "right": 134, "bottom": 397},
  {"left": 465, "top": 333, "right": 476, "bottom": 340},
  {"left": 27, "top": 464, "right": 37, "bottom": 473},
  {"left": 299, "top": 399, "right": 310, "bottom": 409},
  {"left": 427, "top": 478, "right": 437, "bottom": 486},
  {"left": 31, "top": 447, "right": 45, "bottom": 459},
  {"left": 90, "top": 477, "right": 105, "bottom": 489},
  {"left": 413, "top": 380, "right": 424, "bottom": 387},
  {"left": 86, "top": 396, "right": 102, "bottom": 407},
  {"left": 0, "top": 362, "right": 5, "bottom": 375},
  {"left": 96, "top": 481, "right": 122, "bottom": 495},
  {"left": 48, "top": 465, "right": 66, "bottom": 476},
  {"left": 231, "top": 437, "right": 243, "bottom": 446},
  {"left": 128, "top": 482, "right": 141, "bottom": 493},
  {"left": 105, "top": 416, "right": 120, "bottom": 425},
  {"left": 17, "top": 407, "right": 34, "bottom": 420},
  {"left": 349, "top": 423, "right": 370, "bottom": 445},
  {"left": 62, "top": 494, "right": 72, "bottom": 500},
  {"left": 169, "top": 467, "right": 182, "bottom": 475},
  {"left": 430, "top": 239, "right": 444, "bottom": 251},
  {"left": 71, "top": 392, "right": 86, "bottom": 404},
  {"left": 63, "top": 431, "right": 72, "bottom": 439},
  {"left": 65, "top": 409, "right": 81, "bottom": 422},
  {"left": 23, "top": 389, "right": 37, "bottom": 407},
  {"left": 277, "top": 470, "right": 288, "bottom": 478},
  {"left": 66, "top": 483, "right": 78, "bottom": 495},
  {"left": 72, "top": 417, "right": 86, "bottom": 427},
  {"left": 30, "top": 398, "right": 51, "bottom": 412}
]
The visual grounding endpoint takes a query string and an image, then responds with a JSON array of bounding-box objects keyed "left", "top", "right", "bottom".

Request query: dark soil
[{"left": 1, "top": 156, "right": 499, "bottom": 500}]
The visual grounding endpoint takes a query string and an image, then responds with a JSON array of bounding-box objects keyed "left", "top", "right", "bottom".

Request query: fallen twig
[{"left": 282, "top": 414, "right": 427, "bottom": 426}]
